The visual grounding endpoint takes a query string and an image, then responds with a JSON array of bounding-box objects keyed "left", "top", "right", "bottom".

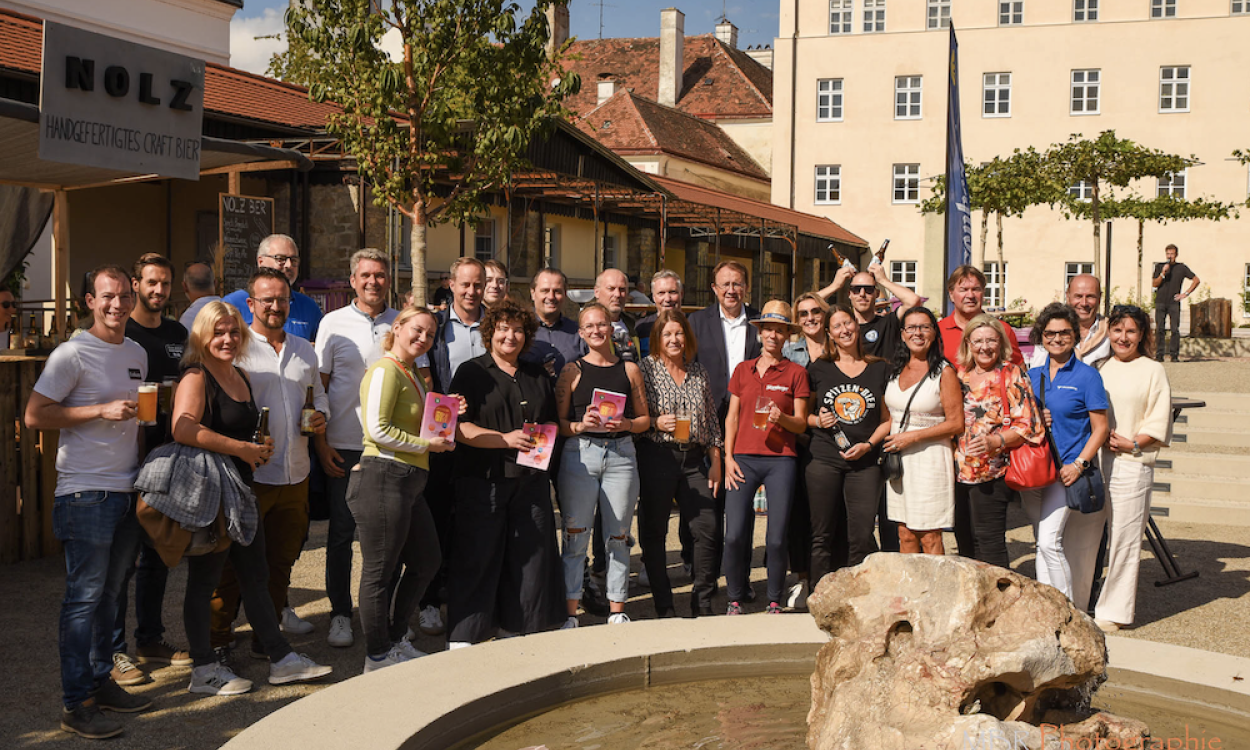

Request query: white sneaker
[
  {"left": 447, "top": 641, "right": 472, "bottom": 650},
  {"left": 393, "top": 640, "right": 427, "bottom": 660},
  {"left": 403, "top": 626, "right": 416, "bottom": 642},
  {"left": 560, "top": 616, "right": 579, "bottom": 630},
  {"left": 280, "top": 606, "right": 314, "bottom": 635},
  {"left": 362, "top": 644, "right": 413, "bottom": 674},
  {"left": 638, "top": 566, "right": 650, "bottom": 588},
  {"left": 607, "top": 613, "right": 631, "bottom": 625},
  {"left": 269, "top": 652, "right": 332, "bottom": 685},
  {"left": 418, "top": 605, "right": 445, "bottom": 636},
  {"left": 327, "top": 615, "right": 353, "bottom": 647},
  {"left": 189, "top": 663, "right": 253, "bottom": 696}
]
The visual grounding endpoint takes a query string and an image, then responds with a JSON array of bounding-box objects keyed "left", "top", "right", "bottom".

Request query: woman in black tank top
[
  {"left": 555, "top": 303, "right": 651, "bottom": 626},
  {"left": 171, "top": 301, "right": 331, "bottom": 696}
]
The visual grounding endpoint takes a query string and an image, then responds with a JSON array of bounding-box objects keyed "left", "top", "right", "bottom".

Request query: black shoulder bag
[{"left": 880, "top": 375, "right": 923, "bottom": 483}]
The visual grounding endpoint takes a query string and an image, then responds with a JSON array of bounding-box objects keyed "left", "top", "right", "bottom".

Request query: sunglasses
[
  {"left": 0, "top": 301, "right": 15, "bottom": 309},
  {"left": 849, "top": 285, "right": 876, "bottom": 295},
  {"left": 1110, "top": 304, "right": 1143, "bottom": 316}
]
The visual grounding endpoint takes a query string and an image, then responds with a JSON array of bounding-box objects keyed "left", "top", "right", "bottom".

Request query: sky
[{"left": 228, "top": 1, "right": 779, "bottom": 75}]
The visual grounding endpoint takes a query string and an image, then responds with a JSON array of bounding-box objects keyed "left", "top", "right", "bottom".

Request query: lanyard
[{"left": 385, "top": 356, "right": 426, "bottom": 397}]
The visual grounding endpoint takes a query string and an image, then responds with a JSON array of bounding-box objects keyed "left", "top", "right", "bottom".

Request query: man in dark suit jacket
[
  {"left": 636, "top": 269, "right": 685, "bottom": 357},
  {"left": 688, "top": 261, "right": 761, "bottom": 423}
]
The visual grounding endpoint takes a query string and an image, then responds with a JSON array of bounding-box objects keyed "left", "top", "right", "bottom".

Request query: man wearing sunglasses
[
  {"left": 824, "top": 264, "right": 922, "bottom": 363},
  {"left": 0, "top": 287, "right": 16, "bottom": 332},
  {"left": 222, "top": 235, "right": 323, "bottom": 342}
]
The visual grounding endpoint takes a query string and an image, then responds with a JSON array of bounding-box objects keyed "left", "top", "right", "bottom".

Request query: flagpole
[{"left": 942, "top": 24, "right": 955, "bottom": 315}]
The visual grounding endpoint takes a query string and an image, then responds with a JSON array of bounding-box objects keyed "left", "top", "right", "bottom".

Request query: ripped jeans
[{"left": 557, "top": 435, "right": 640, "bottom": 603}]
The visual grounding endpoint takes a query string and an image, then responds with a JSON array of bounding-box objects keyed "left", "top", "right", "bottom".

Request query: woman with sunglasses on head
[
  {"left": 1023, "top": 303, "right": 1109, "bottom": 611},
  {"left": 953, "top": 315, "right": 1045, "bottom": 567},
  {"left": 1092, "top": 306, "right": 1170, "bottom": 633},
  {"left": 881, "top": 307, "right": 964, "bottom": 555},
  {"left": 805, "top": 304, "right": 891, "bottom": 581}
]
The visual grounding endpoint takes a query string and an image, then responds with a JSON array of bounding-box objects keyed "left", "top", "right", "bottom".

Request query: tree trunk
[
  {"left": 410, "top": 202, "right": 428, "bottom": 307},
  {"left": 1136, "top": 219, "right": 1145, "bottom": 304},
  {"left": 996, "top": 212, "right": 1005, "bottom": 305},
  {"left": 1091, "top": 185, "right": 1102, "bottom": 279},
  {"left": 976, "top": 211, "right": 988, "bottom": 268}
]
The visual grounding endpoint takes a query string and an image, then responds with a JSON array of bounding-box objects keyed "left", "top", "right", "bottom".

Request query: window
[
  {"left": 1074, "top": 0, "right": 1098, "bottom": 20},
  {"left": 1244, "top": 264, "right": 1250, "bottom": 317},
  {"left": 543, "top": 224, "right": 560, "bottom": 268},
  {"left": 895, "top": 76, "right": 922, "bottom": 119},
  {"left": 815, "top": 165, "right": 842, "bottom": 204},
  {"left": 830, "top": 0, "right": 853, "bottom": 33},
  {"left": 602, "top": 234, "right": 617, "bottom": 270},
  {"left": 474, "top": 220, "right": 495, "bottom": 261},
  {"left": 890, "top": 260, "right": 918, "bottom": 292},
  {"left": 1235, "top": 0, "right": 1250, "bottom": 14},
  {"left": 1157, "top": 169, "right": 1187, "bottom": 198},
  {"left": 1068, "top": 180, "right": 1093, "bottom": 201},
  {"left": 1159, "top": 66, "right": 1190, "bottom": 112},
  {"left": 864, "top": 0, "right": 886, "bottom": 31},
  {"left": 927, "top": 0, "right": 951, "bottom": 28},
  {"left": 817, "top": 79, "right": 844, "bottom": 121},
  {"left": 983, "top": 73, "right": 1011, "bottom": 117},
  {"left": 1065, "top": 262, "right": 1094, "bottom": 289},
  {"left": 893, "top": 164, "right": 920, "bottom": 203},
  {"left": 999, "top": 1, "right": 1023, "bottom": 24},
  {"left": 1151, "top": 0, "right": 1176, "bottom": 17},
  {"left": 1070, "top": 69, "right": 1100, "bottom": 115},
  {"left": 982, "top": 262, "right": 1007, "bottom": 309}
]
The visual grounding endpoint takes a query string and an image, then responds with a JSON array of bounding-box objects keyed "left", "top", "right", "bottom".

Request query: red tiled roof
[
  {"left": 561, "top": 34, "right": 771, "bottom": 120},
  {"left": 577, "top": 90, "right": 768, "bottom": 182},
  {"left": 0, "top": 9, "right": 337, "bottom": 132},
  {"left": 651, "top": 174, "right": 868, "bottom": 248}
]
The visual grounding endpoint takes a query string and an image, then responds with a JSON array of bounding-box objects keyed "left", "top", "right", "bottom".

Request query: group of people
[{"left": 35, "top": 231, "right": 1177, "bottom": 741}]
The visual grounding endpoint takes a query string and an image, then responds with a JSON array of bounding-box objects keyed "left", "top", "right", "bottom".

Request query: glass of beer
[
  {"left": 754, "top": 396, "right": 773, "bottom": 430},
  {"left": 674, "top": 403, "right": 691, "bottom": 445},
  {"left": 159, "top": 376, "right": 177, "bottom": 416},
  {"left": 137, "top": 382, "right": 158, "bottom": 426}
]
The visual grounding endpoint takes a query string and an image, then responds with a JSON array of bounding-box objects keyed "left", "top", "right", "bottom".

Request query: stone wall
[{"left": 268, "top": 176, "right": 396, "bottom": 284}]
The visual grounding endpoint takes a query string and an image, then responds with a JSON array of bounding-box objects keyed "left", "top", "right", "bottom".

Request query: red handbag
[{"left": 997, "top": 367, "right": 1059, "bottom": 491}]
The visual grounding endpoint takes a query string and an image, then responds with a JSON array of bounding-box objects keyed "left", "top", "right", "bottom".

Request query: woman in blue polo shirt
[{"left": 1025, "top": 303, "right": 1109, "bottom": 610}]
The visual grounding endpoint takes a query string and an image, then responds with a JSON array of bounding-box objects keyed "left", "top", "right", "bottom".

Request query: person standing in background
[
  {"left": 636, "top": 269, "right": 683, "bottom": 358},
  {"left": 431, "top": 273, "right": 453, "bottom": 311},
  {"left": 483, "top": 260, "right": 511, "bottom": 308},
  {"left": 1151, "top": 244, "right": 1199, "bottom": 363},
  {"left": 521, "top": 268, "right": 583, "bottom": 382},
  {"left": 1030, "top": 274, "right": 1111, "bottom": 369},
  {"left": 112, "top": 254, "right": 191, "bottom": 688},
  {"left": 0, "top": 286, "right": 18, "bottom": 335},
  {"left": 314, "top": 249, "right": 397, "bottom": 649},
  {"left": 222, "top": 235, "right": 322, "bottom": 342},
  {"left": 593, "top": 269, "right": 640, "bottom": 363},
  {"left": 179, "top": 262, "right": 220, "bottom": 331},
  {"left": 939, "top": 266, "right": 1023, "bottom": 369}
]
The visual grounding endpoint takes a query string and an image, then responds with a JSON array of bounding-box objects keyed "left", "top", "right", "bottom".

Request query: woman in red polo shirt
[{"left": 723, "top": 300, "right": 811, "bottom": 615}]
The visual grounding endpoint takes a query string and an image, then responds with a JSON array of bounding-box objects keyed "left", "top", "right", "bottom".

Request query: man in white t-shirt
[
  {"left": 314, "top": 249, "right": 396, "bottom": 648},
  {"left": 26, "top": 265, "right": 152, "bottom": 738}
]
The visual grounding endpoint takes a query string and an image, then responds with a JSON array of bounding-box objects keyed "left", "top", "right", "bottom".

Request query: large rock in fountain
[{"left": 806, "top": 554, "right": 1149, "bottom": 750}]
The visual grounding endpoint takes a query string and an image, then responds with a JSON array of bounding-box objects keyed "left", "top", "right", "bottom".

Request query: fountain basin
[{"left": 223, "top": 618, "right": 1250, "bottom": 750}]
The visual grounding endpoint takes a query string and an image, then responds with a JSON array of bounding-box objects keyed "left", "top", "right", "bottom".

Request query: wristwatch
[
  {"left": 1075, "top": 457, "right": 1091, "bottom": 470},
  {"left": 1131, "top": 441, "right": 1142, "bottom": 457}
]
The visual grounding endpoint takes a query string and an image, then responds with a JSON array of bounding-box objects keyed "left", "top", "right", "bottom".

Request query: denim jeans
[
  {"left": 325, "top": 449, "right": 363, "bottom": 618},
  {"left": 112, "top": 541, "right": 169, "bottom": 654},
  {"left": 558, "top": 435, "right": 640, "bottom": 603},
  {"left": 54, "top": 491, "right": 142, "bottom": 709}
]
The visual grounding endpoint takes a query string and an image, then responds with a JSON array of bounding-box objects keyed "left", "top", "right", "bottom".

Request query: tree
[
  {"left": 1085, "top": 194, "right": 1239, "bottom": 302},
  {"left": 281, "top": 0, "right": 580, "bottom": 304},
  {"left": 1046, "top": 131, "right": 1192, "bottom": 278}
]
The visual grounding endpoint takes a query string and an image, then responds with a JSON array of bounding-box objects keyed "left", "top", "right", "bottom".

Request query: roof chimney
[
  {"left": 715, "top": 18, "right": 739, "bottom": 49},
  {"left": 746, "top": 45, "right": 774, "bottom": 70},
  {"left": 597, "top": 77, "right": 617, "bottom": 105},
  {"left": 546, "top": 4, "right": 569, "bottom": 58},
  {"left": 658, "top": 8, "right": 684, "bottom": 108}
]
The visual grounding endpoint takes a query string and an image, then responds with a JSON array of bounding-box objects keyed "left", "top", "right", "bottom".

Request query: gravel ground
[{"left": 1162, "top": 358, "right": 1250, "bottom": 394}]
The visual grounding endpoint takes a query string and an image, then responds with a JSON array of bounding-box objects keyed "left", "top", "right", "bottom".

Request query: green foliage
[
  {"left": 2, "top": 262, "right": 26, "bottom": 297},
  {"left": 1107, "top": 285, "right": 1155, "bottom": 314},
  {"left": 280, "top": 0, "right": 580, "bottom": 303}
]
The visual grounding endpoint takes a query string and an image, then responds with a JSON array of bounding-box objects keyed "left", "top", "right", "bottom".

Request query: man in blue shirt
[
  {"left": 522, "top": 267, "right": 584, "bottom": 382},
  {"left": 222, "top": 234, "right": 322, "bottom": 341}
]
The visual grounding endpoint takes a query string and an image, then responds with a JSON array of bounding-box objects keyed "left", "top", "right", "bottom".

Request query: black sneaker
[
  {"left": 61, "top": 699, "right": 123, "bottom": 739},
  {"left": 250, "top": 640, "right": 268, "bottom": 660},
  {"left": 214, "top": 645, "right": 238, "bottom": 673},
  {"left": 91, "top": 678, "right": 152, "bottom": 713}
]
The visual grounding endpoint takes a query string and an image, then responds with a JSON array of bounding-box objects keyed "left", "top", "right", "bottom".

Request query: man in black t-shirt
[
  {"left": 1151, "top": 243, "right": 1200, "bottom": 362},
  {"left": 823, "top": 264, "right": 921, "bottom": 363},
  {"left": 112, "top": 253, "right": 190, "bottom": 681}
]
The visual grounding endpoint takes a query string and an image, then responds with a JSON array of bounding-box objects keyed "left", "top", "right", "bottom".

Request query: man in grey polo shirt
[{"left": 313, "top": 249, "right": 396, "bottom": 648}]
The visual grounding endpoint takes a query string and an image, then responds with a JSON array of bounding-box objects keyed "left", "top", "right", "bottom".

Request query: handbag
[
  {"left": 1064, "top": 463, "right": 1106, "bottom": 514},
  {"left": 998, "top": 367, "right": 1059, "bottom": 491},
  {"left": 880, "top": 375, "right": 923, "bottom": 483}
]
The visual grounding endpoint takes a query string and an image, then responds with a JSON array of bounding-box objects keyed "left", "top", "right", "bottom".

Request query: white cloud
[{"left": 229, "top": 8, "right": 287, "bottom": 75}]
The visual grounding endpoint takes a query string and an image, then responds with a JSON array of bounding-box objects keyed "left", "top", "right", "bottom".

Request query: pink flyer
[
  {"left": 420, "top": 393, "right": 458, "bottom": 443},
  {"left": 590, "top": 388, "right": 627, "bottom": 431},
  {"left": 516, "top": 422, "right": 558, "bottom": 471}
]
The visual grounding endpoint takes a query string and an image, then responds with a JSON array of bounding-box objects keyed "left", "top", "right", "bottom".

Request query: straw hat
[{"left": 750, "top": 300, "right": 800, "bottom": 333}]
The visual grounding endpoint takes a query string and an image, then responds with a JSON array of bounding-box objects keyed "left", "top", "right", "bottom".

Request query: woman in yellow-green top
[{"left": 350, "top": 305, "right": 455, "bottom": 674}]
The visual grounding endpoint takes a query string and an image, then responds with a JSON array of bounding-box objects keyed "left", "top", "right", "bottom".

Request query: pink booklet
[
  {"left": 516, "top": 422, "right": 558, "bottom": 471},
  {"left": 590, "top": 388, "right": 627, "bottom": 431},
  {"left": 420, "top": 393, "right": 458, "bottom": 443}
]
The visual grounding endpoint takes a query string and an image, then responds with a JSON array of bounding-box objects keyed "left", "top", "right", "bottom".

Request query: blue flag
[{"left": 944, "top": 24, "right": 972, "bottom": 298}]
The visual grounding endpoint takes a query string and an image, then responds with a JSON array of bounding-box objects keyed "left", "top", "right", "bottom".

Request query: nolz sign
[{"left": 38, "top": 22, "right": 206, "bottom": 181}]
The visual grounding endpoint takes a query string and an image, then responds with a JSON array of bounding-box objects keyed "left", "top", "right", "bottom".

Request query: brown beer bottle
[
  {"left": 300, "top": 386, "right": 316, "bottom": 436},
  {"left": 253, "top": 407, "right": 271, "bottom": 443},
  {"left": 26, "top": 312, "right": 39, "bottom": 348}
]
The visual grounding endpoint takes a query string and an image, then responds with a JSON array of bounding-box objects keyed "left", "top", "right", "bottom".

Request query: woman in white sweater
[{"left": 1093, "top": 305, "right": 1172, "bottom": 632}]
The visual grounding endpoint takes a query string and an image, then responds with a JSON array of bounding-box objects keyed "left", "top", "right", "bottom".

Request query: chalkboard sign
[{"left": 218, "top": 193, "right": 274, "bottom": 293}]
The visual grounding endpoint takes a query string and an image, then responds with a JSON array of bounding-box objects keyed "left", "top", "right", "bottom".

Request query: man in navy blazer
[{"left": 688, "top": 261, "right": 761, "bottom": 424}]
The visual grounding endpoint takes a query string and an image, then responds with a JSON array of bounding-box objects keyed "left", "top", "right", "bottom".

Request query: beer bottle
[
  {"left": 1, "top": 322, "right": 10, "bottom": 350},
  {"left": 26, "top": 312, "right": 39, "bottom": 348},
  {"left": 300, "top": 385, "right": 317, "bottom": 436},
  {"left": 253, "top": 407, "right": 271, "bottom": 443},
  {"left": 872, "top": 238, "right": 890, "bottom": 265},
  {"left": 46, "top": 314, "right": 58, "bottom": 347}
]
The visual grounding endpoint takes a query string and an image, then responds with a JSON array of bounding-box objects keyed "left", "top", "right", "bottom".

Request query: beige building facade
[{"left": 774, "top": 0, "right": 1250, "bottom": 320}]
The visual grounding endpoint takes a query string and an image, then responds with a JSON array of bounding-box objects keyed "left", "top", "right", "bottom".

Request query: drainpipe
[{"left": 788, "top": 0, "right": 800, "bottom": 210}]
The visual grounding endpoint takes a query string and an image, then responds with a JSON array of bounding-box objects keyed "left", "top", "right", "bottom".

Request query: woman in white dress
[{"left": 881, "top": 307, "right": 964, "bottom": 554}]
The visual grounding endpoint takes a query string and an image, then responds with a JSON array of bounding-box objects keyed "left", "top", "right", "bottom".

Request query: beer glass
[
  {"left": 159, "top": 376, "right": 177, "bottom": 416},
  {"left": 674, "top": 402, "right": 691, "bottom": 445},
  {"left": 137, "top": 382, "right": 158, "bottom": 426},
  {"left": 753, "top": 396, "right": 772, "bottom": 430}
]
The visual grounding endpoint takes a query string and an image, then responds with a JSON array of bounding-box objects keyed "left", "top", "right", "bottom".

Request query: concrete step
[
  {"left": 1151, "top": 473, "right": 1250, "bottom": 502},
  {"left": 1148, "top": 496, "right": 1250, "bottom": 526},
  {"left": 1155, "top": 453, "right": 1250, "bottom": 479},
  {"left": 1167, "top": 427, "right": 1250, "bottom": 450},
  {"left": 1179, "top": 410, "right": 1250, "bottom": 431},
  {"left": 1174, "top": 392, "right": 1250, "bottom": 412}
]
